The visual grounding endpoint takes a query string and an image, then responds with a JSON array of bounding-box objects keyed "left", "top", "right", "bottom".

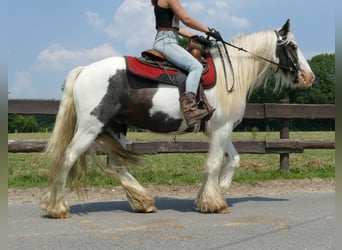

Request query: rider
[{"left": 151, "top": 0, "right": 223, "bottom": 127}]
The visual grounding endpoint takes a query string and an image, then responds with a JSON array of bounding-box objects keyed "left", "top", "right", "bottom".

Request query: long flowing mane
[{"left": 210, "top": 29, "right": 294, "bottom": 115}]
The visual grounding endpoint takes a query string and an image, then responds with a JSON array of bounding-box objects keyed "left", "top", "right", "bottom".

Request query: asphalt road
[{"left": 8, "top": 192, "right": 335, "bottom": 250}]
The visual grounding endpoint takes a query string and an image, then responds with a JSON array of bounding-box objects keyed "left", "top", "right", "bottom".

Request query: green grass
[{"left": 8, "top": 132, "right": 335, "bottom": 188}]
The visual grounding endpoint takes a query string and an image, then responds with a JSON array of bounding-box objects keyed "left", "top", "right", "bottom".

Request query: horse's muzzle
[{"left": 297, "top": 70, "right": 315, "bottom": 87}]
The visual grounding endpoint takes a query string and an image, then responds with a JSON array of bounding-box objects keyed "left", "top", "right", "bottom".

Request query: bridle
[
  {"left": 212, "top": 30, "right": 300, "bottom": 92},
  {"left": 274, "top": 30, "right": 300, "bottom": 83}
]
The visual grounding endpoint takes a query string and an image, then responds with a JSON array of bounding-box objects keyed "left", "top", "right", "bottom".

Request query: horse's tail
[{"left": 45, "top": 66, "right": 84, "bottom": 185}]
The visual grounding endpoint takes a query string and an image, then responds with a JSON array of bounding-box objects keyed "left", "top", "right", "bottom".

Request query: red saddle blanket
[{"left": 125, "top": 52, "right": 216, "bottom": 89}]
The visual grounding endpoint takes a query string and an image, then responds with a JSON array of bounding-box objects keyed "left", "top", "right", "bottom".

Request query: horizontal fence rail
[
  {"left": 8, "top": 99, "right": 335, "bottom": 171},
  {"left": 8, "top": 99, "right": 336, "bottom": 119},
  {"left": 8, "top": 139, "right": 335, "bottom": 154}
]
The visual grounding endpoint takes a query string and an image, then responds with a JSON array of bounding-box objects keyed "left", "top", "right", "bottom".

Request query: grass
[{"left": 8, "top": 131, "right": 335, "bottom": 188}]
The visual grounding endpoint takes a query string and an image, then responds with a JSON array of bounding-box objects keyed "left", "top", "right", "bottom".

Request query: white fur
[{"left": 150, "top": 85, "right": 182, "bottom": 119}]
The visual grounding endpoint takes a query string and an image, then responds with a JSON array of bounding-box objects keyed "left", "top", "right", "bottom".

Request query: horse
[{"left": 40, "top": 19, "right": 315, "bottom": 218}]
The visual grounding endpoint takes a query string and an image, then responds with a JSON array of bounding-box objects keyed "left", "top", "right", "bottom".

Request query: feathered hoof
[
  {"left": 196, "top": 202, "right": 230, "bottom": 214},
  {"left": 40, "top": 191, "right": 71, "bottom": 219},
  {"left": 128, "top": 196, "right": 157, "bottom": 213},
  {"left": 214, "top": 206, "right": 230, "bottom": 214},
  {"left": 124, "top": 185, "right": 157, "bottom": 213},
  {"left": 45, "top": 202, "right": 71, "bottom": 219},
  {"left": 133, "top": 205, "right": 157, "bottom": 213},
  {"left": 48, "top": 209, "right": 71, "bottom": 219},
  {"left": 195, "top": 193, "right": 230, "bottom": 214}
]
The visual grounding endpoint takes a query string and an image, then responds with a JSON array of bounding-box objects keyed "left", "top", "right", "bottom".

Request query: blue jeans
[{"left": 152, "top": 30, "right": 203, "bottom": 94}]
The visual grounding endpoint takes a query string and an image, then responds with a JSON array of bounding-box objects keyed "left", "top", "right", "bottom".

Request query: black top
[{"left": 154, "top": 0, "right": 179, "bottom": 29}]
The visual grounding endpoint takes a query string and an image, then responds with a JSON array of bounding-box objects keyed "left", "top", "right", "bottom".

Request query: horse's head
[{"left": 275, "top": 19, "right": 315, "bottom": 87}]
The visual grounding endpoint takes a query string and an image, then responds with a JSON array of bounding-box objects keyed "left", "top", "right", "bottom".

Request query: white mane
[{"left": 210, "top": 29, "right": 295, "bottom": 115}]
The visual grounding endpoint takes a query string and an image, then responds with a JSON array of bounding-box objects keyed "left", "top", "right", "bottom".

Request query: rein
[
  {"left": 215, "top": 41, "right": 235, "bottom": 93},
  {"left": 221, "top": 36, "right": 280, "bottom": 69},
  {"left": 212, "top": 30, "right": 299, "bottom": 92}
]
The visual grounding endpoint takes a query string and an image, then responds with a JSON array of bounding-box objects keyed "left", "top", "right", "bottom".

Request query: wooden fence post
[{"left": 279, "top": 99, "right": 290, "bottom": 172}]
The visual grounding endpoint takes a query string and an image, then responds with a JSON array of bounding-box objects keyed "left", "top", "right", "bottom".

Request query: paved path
[{"left": 8, "top": 192, "right": 335, "bottom": 250}]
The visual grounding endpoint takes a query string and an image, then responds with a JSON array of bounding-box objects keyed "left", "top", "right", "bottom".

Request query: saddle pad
[
  {"left": 125, "top": 52, "right": 216, "bottom": 88},
  {"left": 201, "top": 53, "right": 216, "bottom": 88},
  {"left": 125, "top": 56, "right": 178, "bottom": 83}
]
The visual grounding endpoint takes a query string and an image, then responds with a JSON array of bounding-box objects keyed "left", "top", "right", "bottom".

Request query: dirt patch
[{"left": 8, "top": 178, "right": 334, "bottom": 205}]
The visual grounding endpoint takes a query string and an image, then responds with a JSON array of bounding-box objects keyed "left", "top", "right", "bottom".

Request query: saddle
[{"left": 125, "top": 49, "right": 216, "bottom": 89}]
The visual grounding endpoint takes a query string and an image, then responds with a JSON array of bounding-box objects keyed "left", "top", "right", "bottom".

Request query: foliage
[
  {"left": 251, "top": 127, "right": 259, "bottom": 139},
  {"left": 179, "top": 37, "right": 189, "bottom": 49},
  {"left": 248, "top": 53, "right": 335, "bottom": 104},
  {"left": 288, "top": 54, "right": 335, "bottom": 104},
  {"left": 8, "top": 114, "right": 56, "bottom": 133},
  {"left": 34, "top": 115, "right": 56, "bottom": 131},
  {"left": 237, "top": 53, "right": 335, "bottom": 131},
  {"left": 8, "top": 115, "right": 40, "bottom": 133}
]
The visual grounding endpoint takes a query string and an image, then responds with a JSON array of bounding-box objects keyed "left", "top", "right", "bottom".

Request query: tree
[
  {"left": 34, "top": 115, "right": 56, "bottom": 132},
  {"left": 236, "top": 53, "right": 335, "bottom": 131},
  {"left": 8, "top": 115, "right": 40, "bottom": 133},
  {"left": 288, "top": 54, "right": 335, "bottom": 104},
  {"left": 248, "top": 53, "right": 335, "bottom": 104}
]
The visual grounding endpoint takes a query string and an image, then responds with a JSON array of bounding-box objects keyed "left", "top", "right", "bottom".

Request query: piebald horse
[{"left": 40, "top": 19, "right": 314, "bottom": 218}]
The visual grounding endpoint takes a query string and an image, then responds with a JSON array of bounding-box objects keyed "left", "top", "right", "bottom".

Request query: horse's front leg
[
  {"left": 219, "top": 139, "right": 240, "bottom": 194},
  {"left": 196, "top": 130, "right": 229, "bottom": 214}
]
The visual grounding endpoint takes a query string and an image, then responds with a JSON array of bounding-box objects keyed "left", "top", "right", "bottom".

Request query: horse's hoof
[
  {"left": 198, "top": 205, "right": 230, "bottom": 214},
  {"left": 216, "top": 206, "right": 231, "bottom": 214},
  {"left": 41, "top": 195, "right": 71, "bottom": 219},
  {"left": 46, "top": 205, "right": 71, "bottom": 219},
  {"left": 50, "top": 211, "right": 71, "bottom": 219},
  {"left": 134, "top": 205, "right": 157, "bottom": 213},
  {"left": 196, "top": 196, "right": 229, "bottom": 214}
]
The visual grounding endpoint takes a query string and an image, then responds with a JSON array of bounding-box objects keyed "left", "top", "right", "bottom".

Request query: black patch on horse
[
  {"left": 91, "top": 69, "right": 130, "bottom": 125},
  {"left": 91, "top": 69, "right": 184, "bottom": 133}
]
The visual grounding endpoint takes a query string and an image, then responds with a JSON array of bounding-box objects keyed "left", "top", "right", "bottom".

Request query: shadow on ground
[{"left": 67, "top": 196, "right": 288, "bottom": 216}]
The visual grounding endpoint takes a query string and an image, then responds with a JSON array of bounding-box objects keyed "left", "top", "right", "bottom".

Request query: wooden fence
[{"left": 8, "top": 99, "right": 335, "bottom": 171}]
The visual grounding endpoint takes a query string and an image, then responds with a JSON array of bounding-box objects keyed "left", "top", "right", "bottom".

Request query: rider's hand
[{"left": 206, "top": 28, "right": 224, "bottom": 42}]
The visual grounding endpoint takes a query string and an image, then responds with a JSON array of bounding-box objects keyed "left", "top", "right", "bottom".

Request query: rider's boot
[
  {"left": 179, "top": 92, "right": 209, "bottom": 127},
  {"left": 198, "top": 85, "right": 215, "bottom": 121}
]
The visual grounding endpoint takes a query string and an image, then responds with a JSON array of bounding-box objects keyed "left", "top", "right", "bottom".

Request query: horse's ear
[{"left": 279, "top": 19, "right": 290, "bottom": 36}]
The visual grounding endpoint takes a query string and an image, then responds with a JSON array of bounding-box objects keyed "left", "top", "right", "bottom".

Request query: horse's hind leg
[
  {"left": 40, "top": 128, "right": 100, "bottom": 218},
  {"left": 98, "top": 132, "right": 156, "bottom": 213},
  {"left": 113, "top": 163, "right": 156, "bottom": 213}
]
